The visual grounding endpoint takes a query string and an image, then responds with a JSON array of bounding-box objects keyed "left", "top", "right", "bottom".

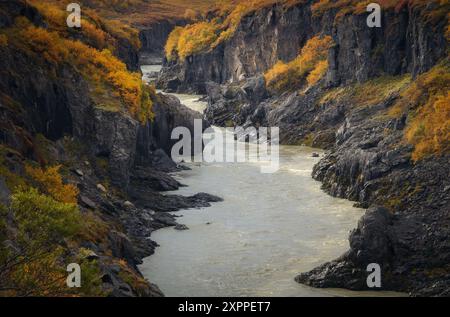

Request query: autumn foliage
[
  {"left": 165, "top": 0, "right": 305, "bottom": 61},
  {"left": 165, "top": 22, "right": 218, "bottom": 61},
  {"left": 390, "top": 62, "right": 450, "bottom": 161},
  {"left": 264, "top": 35, "right": 333, "bottom": 92},
  {"left": 406, "top": 93, "right": 450, "bottom": 161},
  {"left": 28, "top": 0, "right": 140, "bottom": 50},
  {"left": 25, "top": 164, "right": 79, "bottom": 204},
  {"left": 12, "top": 20, "right": 153, "bottom": 123}
]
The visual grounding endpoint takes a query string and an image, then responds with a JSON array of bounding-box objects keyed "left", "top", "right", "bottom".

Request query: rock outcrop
[{"left": 139, "top": 19, "right": 187, "bottom": 57}]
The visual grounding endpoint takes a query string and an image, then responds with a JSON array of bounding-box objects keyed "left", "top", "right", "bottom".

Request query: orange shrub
[
  {"left": 165, "top": 0, "right": 306, "bottom": 60},
  {"left": 264, "top": 35, "right": 333, "bottom": 92},
  {"left": 264, "top": 61, "right": 290, "bottom": 84},
  {"left": 28, "top": 1, "right": 67, "bottom": 28},
  {"left": 25, "top": 164, "right": 79, "bottom": 204},
  {"left": 165, "top": 27, "right": 183, "bottom": 61},
  {"left": 173, "top": 22, "right": 219, "bottom": 61},
  {"left": 20, "top": 26, "right": 69, "bottom": 65},
  {"left": 307, "top": 60, "right": 329, "bottom": 86},
  {"left": 16, "top": 21, "right": 153, "bottom": 123},
  {"left": 0, "top": 34, "right": 7, "bottom": 46},
  {"left": 394, "top": 62, "right": 450, "bottom": 161},
  {"left": 81, "top": 20, "right": 108, "bottom": 49},
  {"left": 406, "top": 93, "right": 450, "bottom": 161}
]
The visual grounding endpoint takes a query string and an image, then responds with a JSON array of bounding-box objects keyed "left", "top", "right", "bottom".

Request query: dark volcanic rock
[
  {"left": 174, "top": 224, "right": 189, "bottom": 231},
  {"left": 109, "top": 230, "right": 140, "bottom": 265},
  {"left": 130, "top": 166, "right": 181, "bottom": 192},
  {"left": 79, "top": 195, "right": 97, "bottom": 209},
  {"left": 297, "top": 207, "right": 396, "bottom": 290},
  {"left": 204, "top": 76, "right": 269, "bottom": 127},
  {"left": 129, "top": 187, "right": 223, "bottom": 212},
  {"left": 348, "top": 207, "right": 394, "bottom": 266},
  {"left": 139, "top": 19, "right": 187, "bottom": 57}
]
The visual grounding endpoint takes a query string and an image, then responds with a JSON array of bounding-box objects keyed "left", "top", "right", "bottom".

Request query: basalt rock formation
[
  {"left": 158, "top": 2, "right": 447, "bottom": 94},
  {"left": 139, "top": 19, "right": 187, "bottom": 58}
]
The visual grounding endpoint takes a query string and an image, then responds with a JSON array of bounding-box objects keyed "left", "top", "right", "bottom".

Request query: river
[{"left": 139, "top": 65, "right": 403, "bottom": 297}]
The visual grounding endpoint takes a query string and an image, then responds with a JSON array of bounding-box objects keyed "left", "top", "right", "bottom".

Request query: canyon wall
[
  {"left": 139, "top": 19, "right": 187, "bottom": 58},
  {"left": 158, "top": 2, "right": 447, "bottom": 93}
]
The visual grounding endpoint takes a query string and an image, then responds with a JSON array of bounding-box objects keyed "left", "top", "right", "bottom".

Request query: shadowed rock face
[
  {"left": 326, "top": 7, "right": 447, "bottom": 86},
  {"left": 157, "top": 2, "right": 447, "bottom": 94},
  {"left": 139, "top": 19, "right": 187, "bottom": 57},
  {"left": 89, "top": 92, "right": 210, "bottom": 191},
  {"left": 296, "top": 206, "right": 395, "bottom": 290}
]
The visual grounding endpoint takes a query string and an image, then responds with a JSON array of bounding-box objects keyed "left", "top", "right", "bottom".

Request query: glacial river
[{"left": 139, "top": 66, "right": 402, "bottom": 297}]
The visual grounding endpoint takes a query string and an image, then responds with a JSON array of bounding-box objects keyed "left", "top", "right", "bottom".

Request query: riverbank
[{"left": 136, "top": 71, "right": 406, "bottom": 296}]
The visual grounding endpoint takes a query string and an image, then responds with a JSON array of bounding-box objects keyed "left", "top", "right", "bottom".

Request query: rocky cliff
[
  {"left": 139, "top": 19, "right": 187, "bottom": 58},
  {"left": 157, "top": 1, "right": 447, "bottom": 93}
]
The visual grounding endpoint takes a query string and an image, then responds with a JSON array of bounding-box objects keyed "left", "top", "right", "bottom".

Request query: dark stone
[
  {"left": 174, "top": 224, "right": 189, "bottom": 231},
  {"left": 79, "top": 195, "right": 96, "bottom": 209},
  {"left": 0, "top": 178, "right": 11, "bottom": 205}
]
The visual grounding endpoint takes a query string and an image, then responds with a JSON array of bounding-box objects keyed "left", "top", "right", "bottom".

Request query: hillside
[{"left": 0, "top": 0, "right": 217, "bottom": 296}]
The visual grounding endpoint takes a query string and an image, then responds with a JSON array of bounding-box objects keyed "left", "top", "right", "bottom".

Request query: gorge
[
  {"left": 153, "top": 0, "right": 449, "bottom": 296},
  {"left": 0, "top": 0, "right": 448, "bottom": 298}
]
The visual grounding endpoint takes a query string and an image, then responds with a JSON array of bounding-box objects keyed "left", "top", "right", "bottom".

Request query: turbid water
[{"left": 139, "top": 66, "right": 404, "bottom": 297}]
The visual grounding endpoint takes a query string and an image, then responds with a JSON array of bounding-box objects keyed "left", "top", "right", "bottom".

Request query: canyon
[
  {"left": 0, "top": 0, "right": 448, "bottom": 297},
  {"left": 154, "top": 1, "right": 449, "bottom": 296}
]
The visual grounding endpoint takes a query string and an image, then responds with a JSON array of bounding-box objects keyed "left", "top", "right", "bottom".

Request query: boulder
[
  {"left": 97, "top": 184, "right": 107, "bottom": 193},
  {"left": 174, "top": 224, "right": 189, "bottom": 231},
  {"left": 80, "top": 195, "right": 96, "bottom": 209}
]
